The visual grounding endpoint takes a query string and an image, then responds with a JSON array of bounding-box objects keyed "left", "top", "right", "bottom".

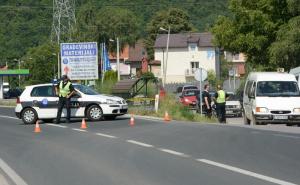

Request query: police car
[{"left": 15, "top": 83, "right": 128, "bottom": 124}]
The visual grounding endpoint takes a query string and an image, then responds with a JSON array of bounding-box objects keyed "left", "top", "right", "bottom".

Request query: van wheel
[
  {"left": 243, "top": 112, "right": 250, "bottom": 125},
  {"left": 86, "top": 105, "right": 103, "bottom": 121},
  {"left": 21, "top": 108, "right": 38, "bottom": 125}
]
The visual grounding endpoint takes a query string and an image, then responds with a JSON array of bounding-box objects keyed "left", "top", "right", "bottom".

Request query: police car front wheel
[
  {"left": 86, "top": 105, "right": 103, "bottom": 121},
  {"left": 21, "top": 108, "right": 38, "bottom": 124}
]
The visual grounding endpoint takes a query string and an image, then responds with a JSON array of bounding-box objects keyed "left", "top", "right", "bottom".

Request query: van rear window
[{"left": 256, "top": 81, "right": 300, "bottom": 97}]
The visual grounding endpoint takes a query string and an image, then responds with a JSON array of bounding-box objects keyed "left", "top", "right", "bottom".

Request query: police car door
[
  {"left": 69, "top": 91, "right": 84, "bottom": 117},
  {"left": 30, "top": 85, "right": 58, "bottom": 118}
]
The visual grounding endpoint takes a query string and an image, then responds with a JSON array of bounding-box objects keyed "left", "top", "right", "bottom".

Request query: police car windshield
[
  {"left": 74, "top": 85, "right": 99, "bottom": 95},
  {"left": 256, "top": 81, "right": 300, "bottom": 97}
]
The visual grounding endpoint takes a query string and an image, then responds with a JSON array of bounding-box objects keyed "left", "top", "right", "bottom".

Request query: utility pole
[
  {"left": 117, "top": 37, "right": 120, "bottom": 81},
  {"left": 51, "top": 0, "right": 76, "bottom": 78}
]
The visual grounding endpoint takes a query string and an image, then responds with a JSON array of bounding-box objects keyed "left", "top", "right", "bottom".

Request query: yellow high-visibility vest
[
  {"left": 59, "top": 81, "right": 71, "bottom": 97},
  {"left": 216, "top": 90, "right": 226, "bottom": 103}
]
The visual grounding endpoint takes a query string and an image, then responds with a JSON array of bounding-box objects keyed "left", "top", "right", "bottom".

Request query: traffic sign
[{"left": 194, "top": 68, "right": 207, "bottom": 82}]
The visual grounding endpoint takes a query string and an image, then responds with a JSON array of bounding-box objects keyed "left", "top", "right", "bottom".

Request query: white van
[{"left": 243, "top": 72, "right": 300, "bottom": 126}]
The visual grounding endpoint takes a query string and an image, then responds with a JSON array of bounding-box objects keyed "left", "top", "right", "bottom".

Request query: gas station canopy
[
  {"left": 0, "top": 69, "right": 30, "bottom": 99},
  {"left": 0, "top": 69, "right": 29, "bottom": 76}
]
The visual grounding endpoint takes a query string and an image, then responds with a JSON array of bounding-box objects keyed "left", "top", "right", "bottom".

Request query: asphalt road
[{"left": 0, "top": 107, "right": 299, "bottom": 185}]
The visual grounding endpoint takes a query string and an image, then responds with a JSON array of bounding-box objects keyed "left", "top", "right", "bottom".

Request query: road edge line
[
  {"left": 0, "top": 157, "right": 28, "bottom": 185},
  {"left": 196, "top": 159, "right": 297, "bottom": 185}
]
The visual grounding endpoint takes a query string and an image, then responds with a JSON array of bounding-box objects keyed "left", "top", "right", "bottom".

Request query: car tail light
[{"left": 16, "top": 97, "right": 21, "bottom": 104}]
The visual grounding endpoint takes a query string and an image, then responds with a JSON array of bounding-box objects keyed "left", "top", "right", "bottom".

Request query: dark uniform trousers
[
  {"left": 56, "top": 96, "right": 71, "bottom": 123},
  {"left": 216, "top": 102, "right": 226, "bottom": 123}
]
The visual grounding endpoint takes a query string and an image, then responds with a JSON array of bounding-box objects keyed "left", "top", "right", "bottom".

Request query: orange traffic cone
[
  {"left": 164, "top": 111, "right": 171, "bottom": 122},
  {"left": 129, "top": 114, "right": 135, "bottom": 126},
  {"left": 81, "top": 118, "right": 87, "bottom": 129},
  {"left": 34, "top": 121, "right": 41, "bottom": 133}
]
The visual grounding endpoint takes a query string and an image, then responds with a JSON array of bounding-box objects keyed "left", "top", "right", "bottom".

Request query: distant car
[
  {"left": 226, "top": 93, "right": 243, "bottom": 117},
  {"left": 176, "top": 85, "right": 198, "bottom": 99},
  {"left": 4, "top": 88, "right": 23, "bottom": 99},
  {"left": 15, "top": 83, "right": 128, "bottom": 124},
  {"left": 179, "top": 89, "right": 200, "bottom": 109}
]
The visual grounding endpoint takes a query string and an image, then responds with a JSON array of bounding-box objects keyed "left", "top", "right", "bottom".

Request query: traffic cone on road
[
  {"left": 81, "top": 118, "right": 87, "bottom": 129},
  {"left": 129, "top": 114, "right": 135, "bottom": 127},
  {"left": 164, "top": 111, "right": 171, "bottom": 122},
  {"left": 34, "top": 121, "right": 41, "bottom": 133}
]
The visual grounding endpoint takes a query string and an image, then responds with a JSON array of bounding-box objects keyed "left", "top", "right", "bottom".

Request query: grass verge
[
  {"left": 0, "top": 99, "right": 16, "bottom": 107},
  {"left": 128, "top": 94, "right": 217, "bottom": 123}
]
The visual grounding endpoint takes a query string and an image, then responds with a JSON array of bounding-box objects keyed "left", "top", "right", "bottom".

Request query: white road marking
[
  {"left": 196, "top": 159, "right": 297, "bottom": 185},
  {"left": 273, "top": 134, "right": 300, "bottom": 139},
  {"left": 158, "top": 148, "right": 189, "bottom": 157},
  {"left": 0, "top": 157, "right": 29, "bottom": 185},
  {"left": 96, "top": 133, "right": 117, "bottom": 139},
  {"left": 72, "top": 128, "right": 87, "bottom": 132},
  {"left": 0, "top": 115, "right": 19, "bottom": 120},
  {"left": 46, "top": 124, "right": 67, "bottom": 128},
  {"left": 126, "top": 140, "right": 153, "bottom": 148}
]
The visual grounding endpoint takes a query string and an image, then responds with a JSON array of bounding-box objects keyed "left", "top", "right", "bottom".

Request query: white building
[{"left": 154, "top": 32, "right": 220, "bottom": 83}]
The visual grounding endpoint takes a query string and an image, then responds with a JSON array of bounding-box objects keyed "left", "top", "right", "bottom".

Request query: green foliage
[
  {"left": 0, "top": 2, "right": 52, "bottom": 62},
  {"left": 144, "top": 8, "right": 195, "bottom": 59},
  {"left": 269, "top": 16, "right": 300, "bottom": 71},
  {"left": 129, "top": 94, "right": 216, "bottom": 122},
  {"left": 212, "top": 0, "right": 300, "bottom": 70},
  {"left": 22, "top": 42, "right": 58, "bottom": 85},
  {"left": 95, "top": 71, "right": 118, "bottom": 94},
  {"left": 104, "top": 70, "right": 118, "bottom": 81},
  {"left": 207, "top": 70, "right": 217, "bottom": 88},
  {"left": 75, "top": 5, "right": 142, "bottom": 52}
]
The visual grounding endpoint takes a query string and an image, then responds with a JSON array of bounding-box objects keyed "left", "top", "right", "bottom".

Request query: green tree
[
  {"left": 23, "top": 42, "right": 58, "bottom": 85},
  {"left": 269, "top": 16, "right": 300, "bottom": 71},
  {"left": 211, "top": 0, "right": 294, "bottom": 69},
  {"left": 144, "top": 8, "right": 195, "bottom": 59},
  {"left": 75, "top": 5, "right": 142, "bottom": 51}
]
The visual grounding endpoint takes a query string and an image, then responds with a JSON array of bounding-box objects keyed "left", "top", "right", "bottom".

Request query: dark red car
[{"left": 179, "top": 89, "right": 200, "bottom": 109}]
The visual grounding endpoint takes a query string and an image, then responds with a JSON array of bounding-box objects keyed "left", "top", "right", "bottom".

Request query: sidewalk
[{"left": 0, "top": 99, "right": 16, "bottom": 107}]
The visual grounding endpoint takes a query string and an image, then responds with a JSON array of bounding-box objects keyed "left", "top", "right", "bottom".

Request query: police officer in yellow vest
[
  {"left": 214, "top": 84, "right": 227, "bottom": 123},
  {"left": 55, "top": 75, "right": 75, "bottom": 124}
]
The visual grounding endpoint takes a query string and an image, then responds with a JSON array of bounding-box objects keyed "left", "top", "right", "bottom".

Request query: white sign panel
[
  {"left": 194, "top": 68, "right": 207, "bottom": 82},
  {"left": 60, "top": 42, "right": 98, "bottom": 80}
]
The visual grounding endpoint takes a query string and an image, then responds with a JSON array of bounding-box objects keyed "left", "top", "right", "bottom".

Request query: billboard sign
[{"left": 60, "top": 42, "right": 98, "bottom": 80}]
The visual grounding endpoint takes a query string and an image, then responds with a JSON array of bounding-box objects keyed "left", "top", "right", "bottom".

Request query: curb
[
  {"left": 125, "top": 114, "right": 165, "bottom": 121},
  {"left": 0, "top": 105, "right": 15, "bottom": 108}
]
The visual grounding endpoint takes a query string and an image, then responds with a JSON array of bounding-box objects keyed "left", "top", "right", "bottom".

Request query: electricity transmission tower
[{"left": 51, "top": 0, "right": 76, "bottom": 44}]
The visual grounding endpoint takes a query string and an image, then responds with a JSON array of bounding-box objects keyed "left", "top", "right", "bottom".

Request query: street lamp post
[
  {"left": 110, "top": 38, "right": 120, "bottom": 81},
  {"left": 159, "top": 26, "right": 170, "bottom": 88},
  {"left": 13, "top": 59, "right": 23, "bottom": 87}
]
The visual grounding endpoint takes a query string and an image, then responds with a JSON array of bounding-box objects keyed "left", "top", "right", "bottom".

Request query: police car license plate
[
  {"left": 122, "top": 105, "right": 128, "bottom": 109},
  {"left": 274, "top": 115, "right": 288, "bottom": 120},
  {"left": 226, "top": 110, "right": 233, "bottom": 114}
]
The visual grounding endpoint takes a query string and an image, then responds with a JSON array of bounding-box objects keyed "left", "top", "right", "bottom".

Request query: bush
[
  {"left": 95, "top": 71, "right": 117, "bottom": 94},
  {"left": 129, "top": 93, "right": 216, "bottom": 123}
]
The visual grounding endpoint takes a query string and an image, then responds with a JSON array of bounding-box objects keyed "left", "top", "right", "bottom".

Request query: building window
[
  {"left": 233, "top": 54, "right": 240, "bottom": 60},
  {"left": 190, "top": 62, "right": 199, "bottom": 73},
  {"left": 189, "top": 43, "right": 197, "bottom": 52}
]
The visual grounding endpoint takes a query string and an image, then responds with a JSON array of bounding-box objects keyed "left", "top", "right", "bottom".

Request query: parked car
[
  {"left": 15, "top": 83, "right": 128, "bottom": 124},
  {"left": 176, "top": 85, "right": 198, "bottom": 100},
  {"left": 179, "top": 89, "right": 200, "bottom": 109},
  {"left": 4, "top": 88, "right": 23, "bottom": 99},
  {"left": 226, "top": 93, "right": 243, "bottom": 117}
]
